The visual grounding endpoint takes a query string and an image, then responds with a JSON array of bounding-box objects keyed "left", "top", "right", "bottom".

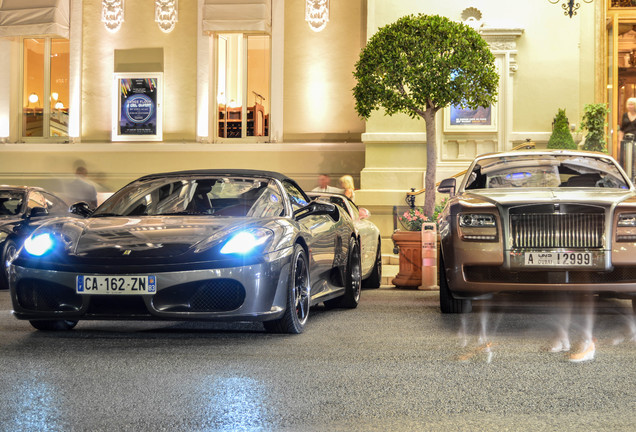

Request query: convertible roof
[{"left": 136, "top": 169, "right": 294, "bottom": 183}]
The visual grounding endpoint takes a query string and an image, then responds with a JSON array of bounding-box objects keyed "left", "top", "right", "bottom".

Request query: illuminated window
[
  {"left": 216, "top": 34, "right": 270, "bottom": 140},
  {"left": 22, "top": 38, "right": 69, "bottom": 140}
]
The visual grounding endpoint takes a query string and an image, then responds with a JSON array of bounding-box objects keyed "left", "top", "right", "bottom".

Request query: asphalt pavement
[{"left": 1, "top": 288, "right": 636, "bottom": 431}]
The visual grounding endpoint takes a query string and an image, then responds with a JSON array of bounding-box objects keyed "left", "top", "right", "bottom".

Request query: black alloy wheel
[
  {"left": 0, "top": 239, "right": 17, "bottom": 290},
  {"left": 264, "top": 244, "right": 310, "bottom": 334},
  {"left": 362, "top": 238, "right": 382, "bottom": 289}
]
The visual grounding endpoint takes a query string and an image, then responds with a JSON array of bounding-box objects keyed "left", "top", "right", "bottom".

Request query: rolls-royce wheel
[
  {"left": 1, "top": 239, "right": 17, "bottom": 290},
  {"left": 264, "top": 244, "right": 310, "bottom": 334},
  {"left": 439, "top": 252, "right": 472, "bottom": 314},
  {"left": 362, "top": 238, "right": 382, "bottom": 289},
  {"left": 325, "top": 237, "right": 362, "bottom": 309},
  {"left": 29, "top": 320, "right": 78, "bottom": 331}
]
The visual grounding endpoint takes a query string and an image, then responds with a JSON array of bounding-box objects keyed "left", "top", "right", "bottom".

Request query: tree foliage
[
  {"left": 547, "top": 109, "right": 577, "bottom": 150},
  {"left": 580, "top": 103, "right": 609, "bottom": 152},
  {"left": 352, "top": 14, "right": 499, "bottom": 217}
]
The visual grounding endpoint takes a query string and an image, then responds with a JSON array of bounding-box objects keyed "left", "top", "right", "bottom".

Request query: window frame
[
  {"left": 19, "top": 37, "right": 69, "bottom": 143},
  {"left": 213, "top": 33, "right": 271, "bottom": 143}
]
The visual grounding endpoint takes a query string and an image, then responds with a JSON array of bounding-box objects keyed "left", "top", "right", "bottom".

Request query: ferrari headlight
[
  {"left": 459, "top": 214, "right": 496, "bottom": 228},
  {"left": 618, "top": 213, "right": 636, "bottom": 227},
  {"left": 220, "top": 229, "right": 273, "bottom": 255},
  {"left": 24, "top": 232, "right": 55, "bottom": 257}
]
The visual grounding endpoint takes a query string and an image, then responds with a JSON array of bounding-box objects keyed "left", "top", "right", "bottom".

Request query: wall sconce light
[
  {"left": 155, "top": 0, "right": 178, "bottom": 33},
  {"left": 305, "top": 0, "right": 329, "bottom": 32},
  {"left": 28, "top": 93, "right": 39, "bottom": 104},
  {"left": 102, "top": 0, "right": 125, "bottom": 32},
  {"left": 54, "top": 101, "right": 64, "bottom": 110},
  {"left": 548, "top": 0, "right": 593, "bottom": 18},
  {"left": 51, "top": 92, "right": 59, "bottom": 101}
]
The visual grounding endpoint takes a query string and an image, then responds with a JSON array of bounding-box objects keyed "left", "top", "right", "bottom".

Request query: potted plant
[
  {"left": 580, "top": 103, "right": 609, "bottom": 152},
  {"left": 391, "top": 200, "right": 446, "bottom": 288},
  {"left": 547, "top": 108, "right": 577, "bottom": 150}
]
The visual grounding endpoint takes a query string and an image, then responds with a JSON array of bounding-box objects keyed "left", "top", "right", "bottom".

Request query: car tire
[
  {"left": 0, "top": 239, "right": 18, "bottom": 290},
  {"left": 439, "top": 252, "right": 472, "bottom": 314},
  {"left": 362, "top": 238, "right": 382, "bottom": 289},
  {"left": 264, "top": 244, "right": 310, "bottom": 334},
  {"left": 29, "top": 320, "right": 78, "bottom": 331},
  {"left": 325, "top": 237, "right": 362, "bottom": 308}
]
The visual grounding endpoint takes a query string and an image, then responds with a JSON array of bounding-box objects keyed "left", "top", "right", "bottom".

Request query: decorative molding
[
  {"left": 102, "top": 0, "right": 124, "bottom": 33},
  {"left": 461, "top": 7, "right": 482, "bottom": 30},
  {"left": 155, "top": 0, "right": 178, "bottom": 33},
  {"left": 362, "top": 132, "right": 427, "bottom": 143},
  {"left": 305, "top": 0, "right": 329, "bottom": 32}
]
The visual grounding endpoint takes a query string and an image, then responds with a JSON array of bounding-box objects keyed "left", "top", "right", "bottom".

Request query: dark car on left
[{"left": 0, "top": 186, "right": 69, "bottom": 290}]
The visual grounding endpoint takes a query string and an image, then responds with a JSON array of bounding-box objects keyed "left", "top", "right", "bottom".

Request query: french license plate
[
  {"left": 524, "top": 252, "right": 592, "bottom": 267},
  {"left": 76, "top": 275, "right": 156, "bottom": 295}
]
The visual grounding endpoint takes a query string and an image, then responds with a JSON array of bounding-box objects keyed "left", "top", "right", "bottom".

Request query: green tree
[
  {"left": 352, "top": 14, "right": 499, "bottom": 217},
  {"left": 580, "top": 103, "right": 609, "bottom": 152},
  {"left": 547, "top": 108, "right": 577, "bottom": 150}
]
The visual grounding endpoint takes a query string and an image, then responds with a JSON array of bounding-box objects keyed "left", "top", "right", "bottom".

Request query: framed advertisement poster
[
  {"left": 112, "top": 73, "right": 162, "bottom": 141},
  {"left": 444, "top": 103, "right": 497, "bottom": 132}
]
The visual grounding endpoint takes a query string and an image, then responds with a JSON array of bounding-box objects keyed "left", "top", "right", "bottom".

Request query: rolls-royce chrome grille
[{"left": 510, "top": 213, "right": 604, "bottom": 249}]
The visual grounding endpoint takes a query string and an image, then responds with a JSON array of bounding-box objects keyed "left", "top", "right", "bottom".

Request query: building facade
[{"left": 0, "top": 0, "right": 627, "bottom": 249}]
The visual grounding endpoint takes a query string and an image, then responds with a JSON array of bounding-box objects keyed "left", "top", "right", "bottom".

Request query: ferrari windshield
[
  {"left": 0, "top": 190, "right": 25, "bottom": 217},
  {"left": 464, "top": 154, "right": 630, "bottom": 190},
  {"left": 93, "top": 176, "right": 285, "bottom": 217}
]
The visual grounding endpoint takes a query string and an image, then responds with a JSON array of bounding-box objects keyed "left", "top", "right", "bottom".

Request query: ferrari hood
[{"left": 69, "top": 216, "right": 255, "bottom": 257}]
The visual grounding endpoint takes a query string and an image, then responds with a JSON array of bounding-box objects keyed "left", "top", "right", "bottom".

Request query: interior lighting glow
[
  {"left": 28, "top": 93, "right": 39, "bottom": 104},
  {"left": 24, "top": 233, "right": 55, "bottom": 257}
]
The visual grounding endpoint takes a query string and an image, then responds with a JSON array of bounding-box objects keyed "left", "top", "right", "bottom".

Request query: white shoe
[
  {"left": 548, "top": 338, "right": 571, "bottom": 353},
  {"left": 569, "top": 340, "right": 595, "bottom": 362}
]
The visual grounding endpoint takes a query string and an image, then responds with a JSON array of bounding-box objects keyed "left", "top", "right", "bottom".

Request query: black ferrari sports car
[
  {"left": 9, "top": 170, "right": 362, "bottom": 334},
  {"left": 1, "top": 185, "right": 70, "bottom": 290}
]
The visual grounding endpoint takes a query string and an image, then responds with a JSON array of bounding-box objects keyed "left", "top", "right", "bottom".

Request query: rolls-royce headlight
[
  {"left": 617, "top": 214, "right": 636, "bottom": 227},
  {"left": 616, "top": 213, "right": 636, "bottom": 241},
  {"left": 459, "top": 214, "right": 497, "bottom": 228}
]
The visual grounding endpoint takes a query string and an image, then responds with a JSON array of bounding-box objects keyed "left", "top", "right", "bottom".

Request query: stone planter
[{"left": 391, "top": 230, "right": 423, "bottom": 288}]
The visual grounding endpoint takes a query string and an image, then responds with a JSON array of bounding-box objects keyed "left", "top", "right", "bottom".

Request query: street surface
[{"left": 1, "top": 288, "right": 636, "bottom": 431}]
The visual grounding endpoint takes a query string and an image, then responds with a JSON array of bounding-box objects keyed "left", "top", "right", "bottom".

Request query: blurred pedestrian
[
  {"left": 312, "top": 174, "right": 342, "bottom": 193},
  {"left": 66, "top": 166, "right": 98, "bottom": 208},
  {"left": 339, "top": 175, "right": 356, "bottom": 201}
]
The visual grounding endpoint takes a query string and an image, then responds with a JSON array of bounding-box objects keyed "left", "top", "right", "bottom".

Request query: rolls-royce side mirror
[{"left": 437, "top": 178, "right": 456, "bottom": 197}]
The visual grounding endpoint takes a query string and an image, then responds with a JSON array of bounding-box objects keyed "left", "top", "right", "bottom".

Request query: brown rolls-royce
[{"left": 437, "top": 149, "right": 636, "bottom": 313}]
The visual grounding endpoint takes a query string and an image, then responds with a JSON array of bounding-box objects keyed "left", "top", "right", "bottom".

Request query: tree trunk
[{"left": 422, "top": 109, "right": 437, "bottom": 218}]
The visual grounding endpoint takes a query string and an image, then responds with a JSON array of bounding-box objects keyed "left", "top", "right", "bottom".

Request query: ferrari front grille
[
  {"left": 153, "top": 279, "right": 246, "bottom": 313},
  {"left": 17, "top": 279, "right": 82, "bottom": 312},
  {"left": 510, "top": 213, "right": 604, "bottom": 249}
]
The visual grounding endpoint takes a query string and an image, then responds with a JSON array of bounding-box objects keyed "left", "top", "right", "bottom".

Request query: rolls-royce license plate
[
  {"left": 524, "top": 252, "right": 592, "bottom": 267},
  {"left": 76, "top": 275, "right": 156, "bottom": 294}
]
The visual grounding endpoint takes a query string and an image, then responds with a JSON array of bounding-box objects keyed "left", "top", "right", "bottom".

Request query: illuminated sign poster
[
  {"left": 444, "top": 103, "right": 497, "bottom": 132},
  {"left": 120, "top": 78, "right": 157, "bottom": 134},
  {"left": 112, "top": 73, "right": 162, "bottom": 141}
]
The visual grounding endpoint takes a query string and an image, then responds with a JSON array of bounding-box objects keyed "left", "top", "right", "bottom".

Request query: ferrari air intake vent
[
  {"left": 510, "top": 213, "right": 604, "bottom": 249},
  {"left": 17, "top": 279, "right": 82, "bottom": 312},
  {"left": 153, "top": 279, "right": 246, "bottom": 313}
]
